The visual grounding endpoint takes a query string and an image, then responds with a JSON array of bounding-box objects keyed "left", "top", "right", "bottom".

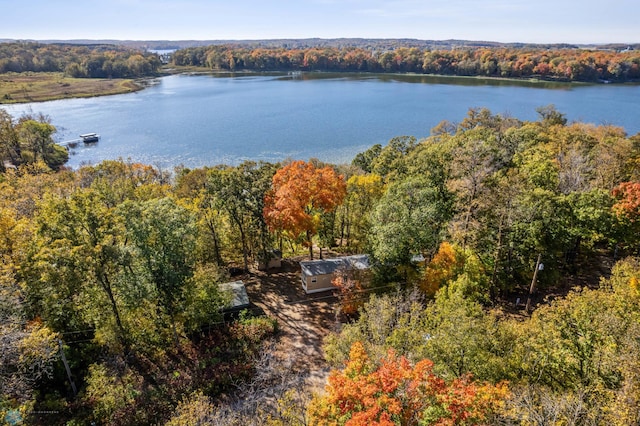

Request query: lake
[{"left": 4, "top": 73, "right": 640, "bottom": 169}]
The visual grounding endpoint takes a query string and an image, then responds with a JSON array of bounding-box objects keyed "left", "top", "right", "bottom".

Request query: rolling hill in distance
[{"left": 1, "top": 37, "right": 638, "bottom": 51}]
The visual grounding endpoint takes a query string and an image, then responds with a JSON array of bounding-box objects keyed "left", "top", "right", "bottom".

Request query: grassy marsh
[{"left": 0, "top": 72, "right": 143, "bottom": 104}]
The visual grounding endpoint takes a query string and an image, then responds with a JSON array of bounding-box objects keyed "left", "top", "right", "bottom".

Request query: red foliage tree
[
  {"left": 264, "top": 161, "right": 346, "bottom": 259},
  {"left": 308, "top": 342, "right": 509, "bottom": 425},
  {"left": 613, "top": 182, "right": 640, "bottom": 222}
]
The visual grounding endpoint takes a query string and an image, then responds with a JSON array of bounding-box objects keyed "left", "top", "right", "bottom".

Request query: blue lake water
[{"left": 3, "top": 73, "right": 640, "bottom": 169}]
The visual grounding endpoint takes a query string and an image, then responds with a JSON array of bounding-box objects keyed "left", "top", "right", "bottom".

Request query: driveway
[{"left": 243, "top": 258, "right": 340, "bottom": 390}]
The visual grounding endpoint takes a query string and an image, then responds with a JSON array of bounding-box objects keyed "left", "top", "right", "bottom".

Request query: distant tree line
[
  {"left": 7, "top": 37, "right": 639, "bottom": 52},
  {"left": 172, "top": 45, "right": 640, "bottom": 82},
  {"left": 0, "top": 42, "right": 161, "bottom": 78}
]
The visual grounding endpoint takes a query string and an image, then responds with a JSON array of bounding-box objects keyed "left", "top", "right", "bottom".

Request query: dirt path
[{"left": 242, "top": 258, "right": 340, "bottom": 390}]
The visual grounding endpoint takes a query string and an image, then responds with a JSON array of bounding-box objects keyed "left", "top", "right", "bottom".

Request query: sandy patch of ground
[{"left": 242, "top": 257, "right": 340, "bottom": 391}]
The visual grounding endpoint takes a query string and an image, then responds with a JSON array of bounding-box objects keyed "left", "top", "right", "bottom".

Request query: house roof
[
  {"left": 300, "top": 254, "right": 370, "bottom": 276},
  {"left": 219, "top": 280, "right": 250, "bottom": 310}
]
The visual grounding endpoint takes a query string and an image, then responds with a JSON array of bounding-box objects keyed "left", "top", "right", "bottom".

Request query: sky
[{"left": 1, "top": 0, "right": 638, "bottom": 44}]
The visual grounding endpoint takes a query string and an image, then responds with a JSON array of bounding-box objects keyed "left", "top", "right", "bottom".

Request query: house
[
  {"left": 300, "top": 254, "right": 370, "bottom": 294},
  {"left": 219, "top": 280, "right": 250, "bottom": 312}
]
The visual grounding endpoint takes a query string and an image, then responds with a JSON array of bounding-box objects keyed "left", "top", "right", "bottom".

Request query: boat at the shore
[{"left": 80, "top": 133, "right": 100, "bottom": 143}]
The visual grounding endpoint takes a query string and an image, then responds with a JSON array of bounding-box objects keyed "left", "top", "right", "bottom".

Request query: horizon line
[{"left": 1, "top": 37, "right": 638, "bottom": 46}]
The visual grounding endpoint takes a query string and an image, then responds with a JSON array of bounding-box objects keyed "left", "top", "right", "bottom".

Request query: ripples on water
[{"left": 4, "top": 73, "right": 640, "bottom": 169}]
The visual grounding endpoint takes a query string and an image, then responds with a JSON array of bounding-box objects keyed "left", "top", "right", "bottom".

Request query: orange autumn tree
[
  {"left": 613, "top": 182, "right": 640, "bottom": 222},
  {"left": 264, "top": 160, "right": 346, "bottom": 259},
  {"left": 612, "top": 182, "right": 640, "bottom": 248},
  {"left": 308, "top": 342, "right": 508, "bottom": 426}
]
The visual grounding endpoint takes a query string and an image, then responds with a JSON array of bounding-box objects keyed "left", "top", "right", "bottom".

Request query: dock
[{"left": 57, "top": 138, "right": 82, "bottom": 148}]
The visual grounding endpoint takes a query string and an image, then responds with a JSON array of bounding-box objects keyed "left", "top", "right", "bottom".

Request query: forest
[
  {"left": 2, "top": 41, "right": 639, "bottom": 87},
  {"left": 172, "top": 44, "right": 640, "bottom": 83},
  {"left": 0, "top": 43, "right": 161, "bottom": 78},
  {"left": 2, "top": 105, "right": 640, "bottom": 425}
]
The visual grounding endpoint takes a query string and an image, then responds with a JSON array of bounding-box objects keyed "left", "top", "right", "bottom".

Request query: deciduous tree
[
  {"left": 369, "top": 175, "right": 449, "bottom": 265},
  {"left": 308, "top": 341, "right": 508, "bottom": 425},
  {"left": 29, "top": 189, "right": 130, "bottom": 349},
  {"left": 119, "top": 197, "right": 197, "bottom": 346},
  {"left": 208, "top": 161, "right": 275, "bottom": 270},
  {"left": 264, "top": 160, "right": 346, "bottom": 259},
  {"left": 337, "top": 173, "right": 384, "bottom": 251}
]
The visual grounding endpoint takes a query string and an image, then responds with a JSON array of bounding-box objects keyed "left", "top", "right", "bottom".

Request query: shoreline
[
  {"left": 165, "top": 66, "right": 638, "bottom": 87},
  {"left": 1, "top": 69, "right": 636, "bottom": 106}
]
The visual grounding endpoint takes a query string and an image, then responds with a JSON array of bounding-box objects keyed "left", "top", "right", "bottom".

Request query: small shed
[
  {"left": 300, "top": 254, "right": 370, "bottom": 294},
  {"left": 219, "top": 280, "right": 250, "bottom": 312},
  {"left": 255, "top": 249, "right": 282, "bottom": 271}
]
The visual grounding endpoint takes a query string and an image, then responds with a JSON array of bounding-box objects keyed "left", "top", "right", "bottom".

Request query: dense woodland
[
  {"left": 172, "top": 44, "right": 640, "bottom": 82},
  {"left": 2, "top": 105, "right": 640, "bottom": 424},
  {"left": 0, "top": 43, "right": 161, "bottom": 78},
  {"left": 1, "top": 41, "right": 639, "bottom": 84}
]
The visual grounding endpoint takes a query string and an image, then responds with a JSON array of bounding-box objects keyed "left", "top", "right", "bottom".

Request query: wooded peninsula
[
  {"left": 2, "top": 99, "right": 640, "bottom": 424},
  {"left": 0, "top": 43, "right": 160, "bottom": 103}
]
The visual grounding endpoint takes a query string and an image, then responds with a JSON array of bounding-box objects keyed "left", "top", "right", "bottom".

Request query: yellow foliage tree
[
  {"left": 420, "top": 242, "right": 490, "bottom": 303},
  {"left": 420, "top": 242, "right": 464, "bottom": 296}
]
